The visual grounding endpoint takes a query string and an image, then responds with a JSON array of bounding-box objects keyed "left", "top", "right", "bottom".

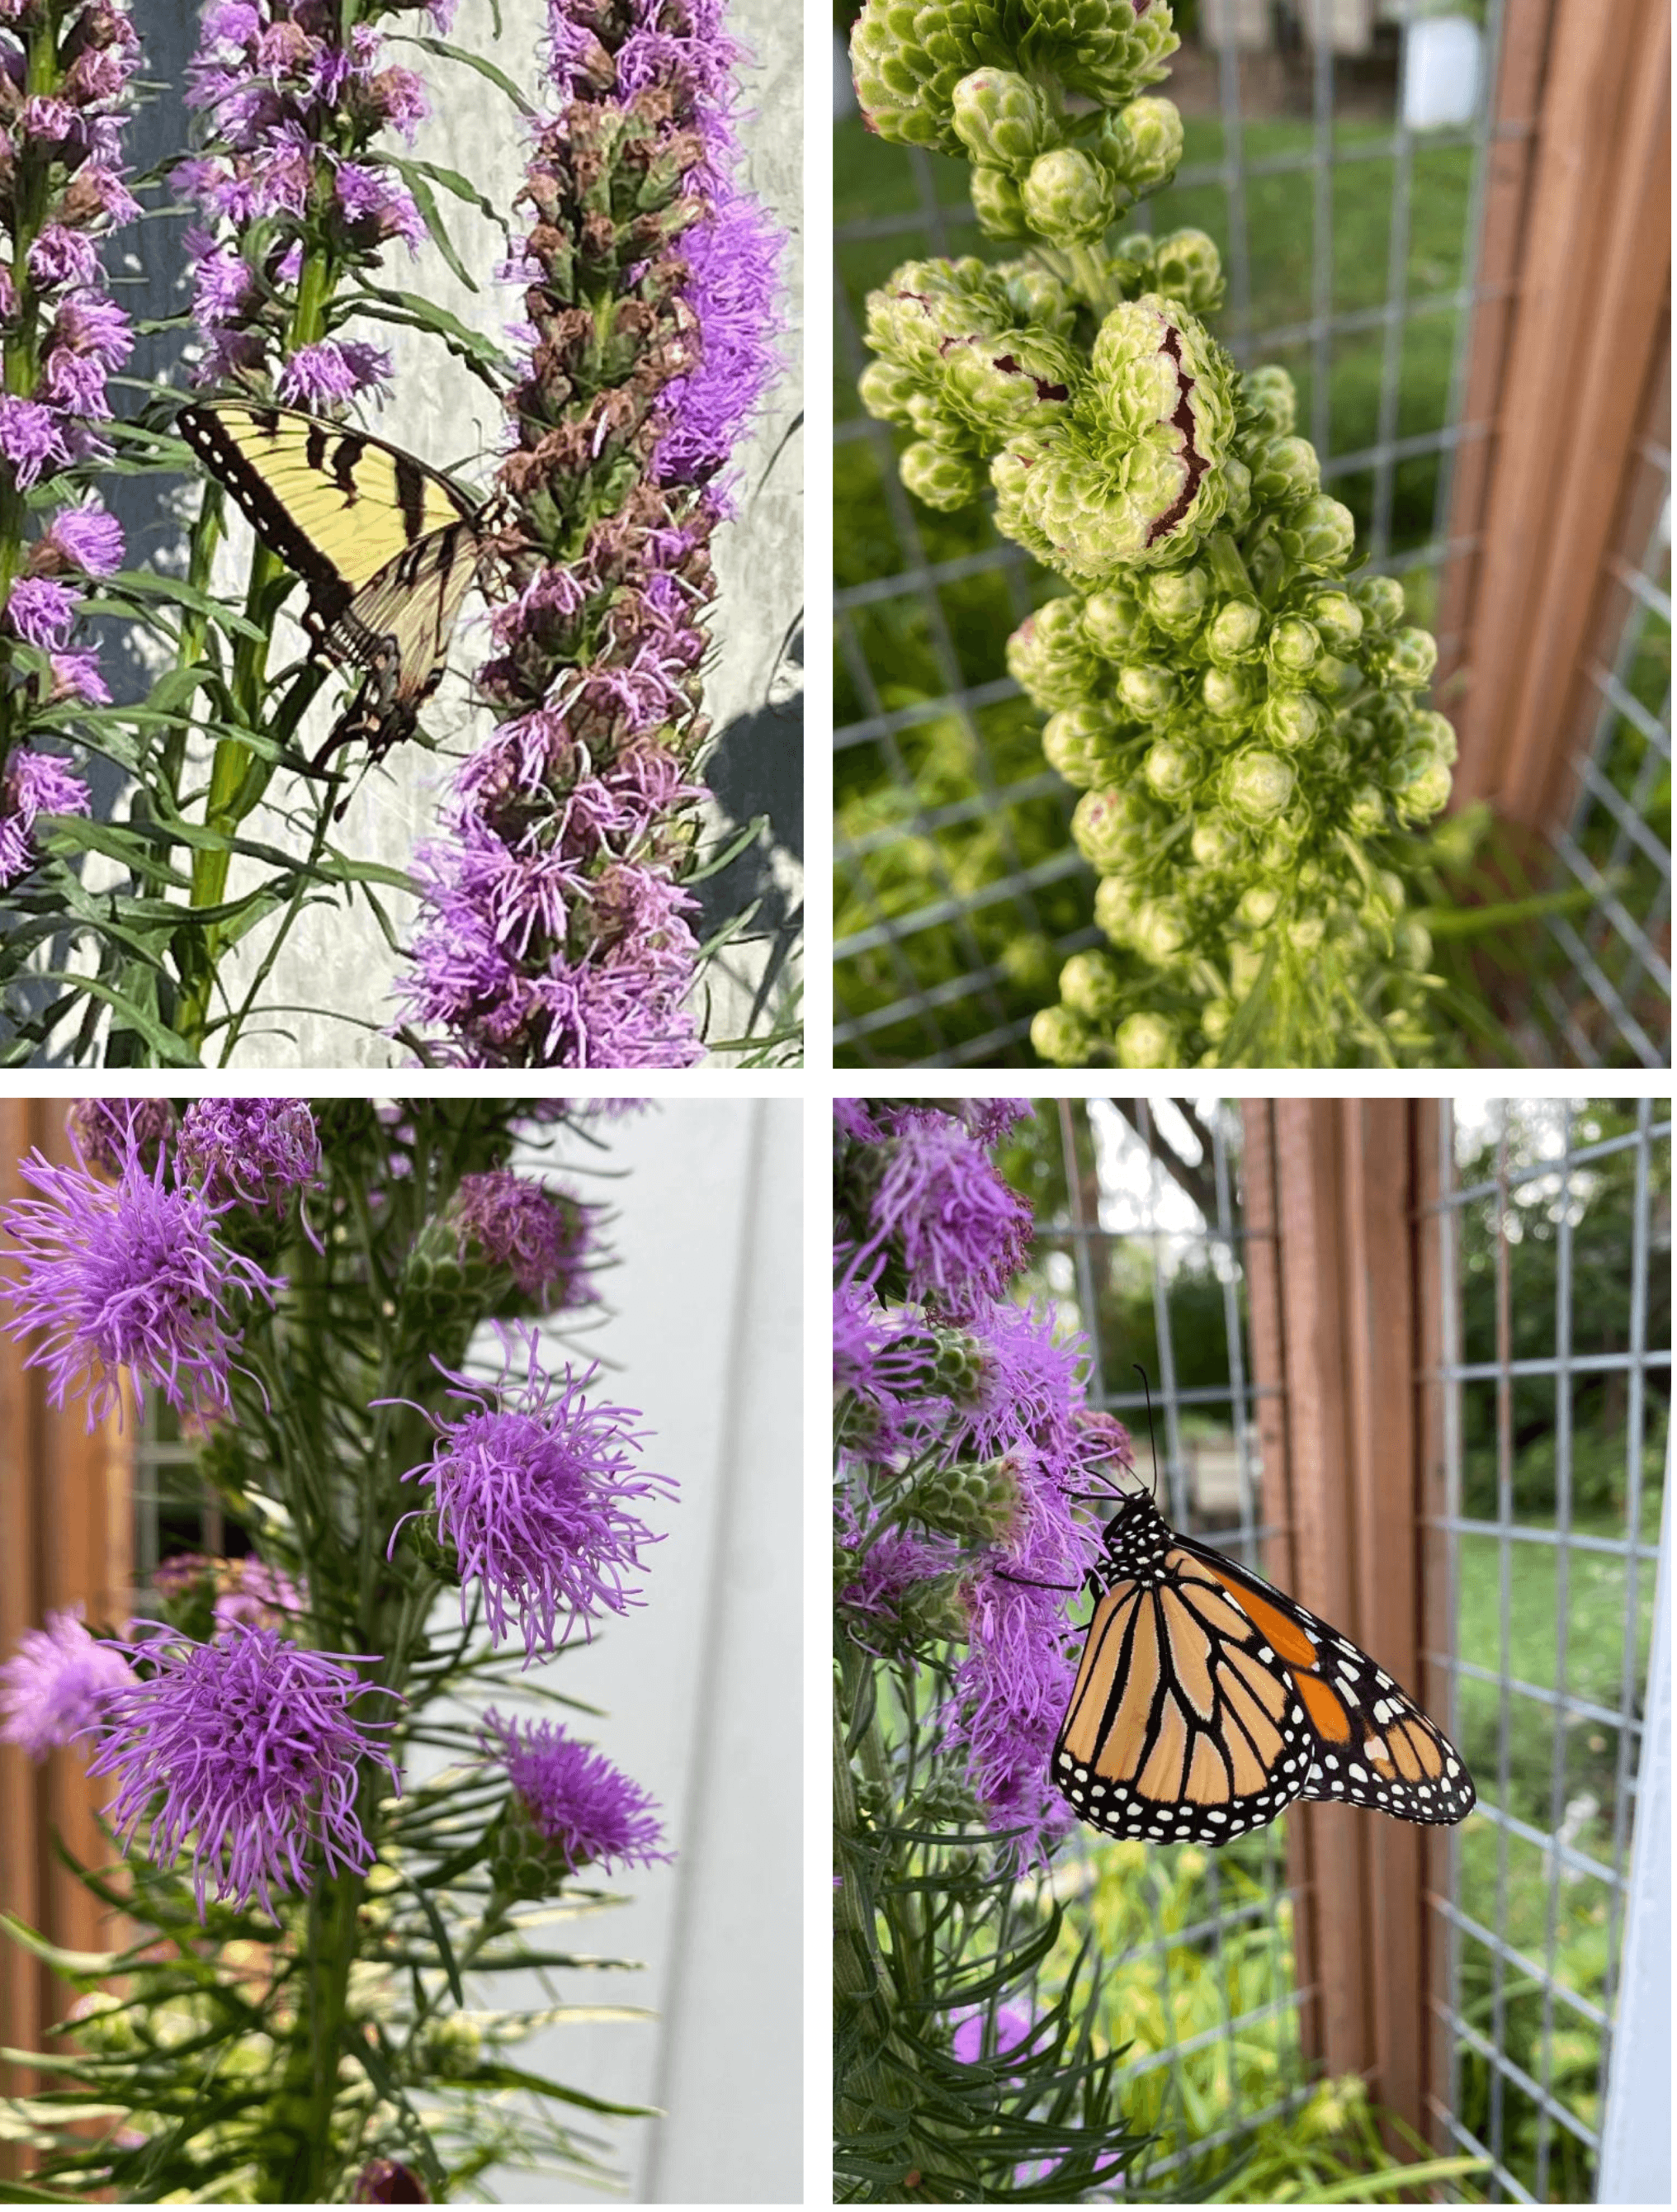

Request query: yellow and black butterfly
[
  {"left": 177, "top": 400, "right": 508, "bottom": 768},
  {"left": 1047, "top": 1482, "right": 1476, "bottom": 1846}
]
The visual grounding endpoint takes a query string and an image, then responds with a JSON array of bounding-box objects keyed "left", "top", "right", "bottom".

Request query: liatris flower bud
[
  {"left": 485, "top": 1714, "right": 669, "bottom": 1896},
  {"left": 1021, "top": 147, "right": 1117, "bottom": 245},
  {"left": 405, "top": 1170, "right": 595, "bottom": 1328},
  {"left": 950, "top": 70, "right": 1056, "bottom": 174},
  {"left": 177, "top": 1098, "right": 322, "bottom": 1222},
  {"left": 906, "top": 1453, "right": 1022, "bottom": 1546},
  {"left": 66, "top": 1095, "right": 175, "bottom": 1177}
]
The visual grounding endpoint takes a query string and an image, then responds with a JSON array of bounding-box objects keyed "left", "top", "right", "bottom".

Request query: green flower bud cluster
[
  {"left": 852, "top": 4, "right": 1456, "bottom": 1066},
  {"left": 851, "top": 0, "right": 1178, "bottom": 155},
  {"left": 905, "top": 1452, "right": 1020, "bottom": 1545},
  {"left": 1001, "top": 371, "right": 1451, "bottom": 1065},
  {"left": 864, "top": 263, "right": 1237, "bottom": 573}
]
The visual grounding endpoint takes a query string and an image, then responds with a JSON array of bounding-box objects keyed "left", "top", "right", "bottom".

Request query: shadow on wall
[{"left": 691, "top": 620, "right": 804, "bottom": 1030}]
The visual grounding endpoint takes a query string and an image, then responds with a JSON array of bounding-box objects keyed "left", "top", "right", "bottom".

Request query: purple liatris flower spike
[
  {"left": 177, "top": 1096, "right": 323, "bottom": 1220},
  {"left": 448, "top": 1169, "right": 595, "bottom": 1307},
  {"left": 488, "top": 1713, "right": 670, "bottom": 1878},
  {"left": 397, "top": 0, "right": 783, "bottom": 1067},
  {"left": 87, "top": 1621, "right": 399, "bottom": 1919},
  {"left": 860, "top": 1113, "right": 1033, "bottom": 1309},
  {"left": 0, "top": 1605, "right": 134, "bottom": 1761},
  {"left": 389, "top": 1323, "right": 674, "bottom": 1660},
  {"left": 0, "top": 1110, "right": 283, "bottom": 1426},
  {"left": 0, "top": 746, "right": 92, "bottom": 886}
]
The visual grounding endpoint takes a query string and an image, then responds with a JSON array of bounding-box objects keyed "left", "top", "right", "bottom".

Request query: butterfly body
[
  {"left": 1052, "top": 1489, "right": 1475, "bottom": 1846},
  {"left": 177, "top": 400, "right": 498, "bottom": 766}
]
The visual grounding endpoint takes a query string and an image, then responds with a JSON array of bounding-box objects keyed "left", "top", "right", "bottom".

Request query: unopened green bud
[
  {"left": 1249, "top": 434, "right": 1320, "bottom": 507},
  {"left": 1042, "top": 703, "right": 1125, "bottom": 788},
  {"left": 1368, "top": 626, "right": 1438, "bottom": 689},
  {"left": 909, "top": 1453, "right": 1020, "bottom": 1544},
  {"left": 1094, "top": 871, "right": 1139, "bottom": 942},
  {"left": 1275, "top": 494, "right": 1356, "bottom": 572},
  {"left": 1142, "top": 562, "right": 1212, "bottom": 638},
  {"left": 1119, "top": 662, "right": 1178, "bottom": 720},
  {"left": 1060, "top": 948, "right": 1127, "bottom": 1024},
  {"left": 1396, "top": 916, "right": 1434, "bottom": 971},
  {"left": 858, "top": 358, "right": 919, "bottom": 427},
  {"left": 995, "top": 261, "right": 1077, "bottom": 334},
  {"left": 1306, "top": 588, "right": 1364, "bottom": 654},
  {"left": 1032, "top": 1003, "right": 1094, "bottom": 1066},
  {"left": 1353, "top": 574, "right": 1406, "bottom": 631},
  {"left": 1143, "top": 736, "right": 1199, "bottom": 800},
  {"left": 1266, "top": 616, "right": 1321, "bottom": 679},
  {"left": 1206, "top": 598, "right": 1265, "bottom": 665},
  {"left": 900, "top": 439, "right": 986, "bottom": 510},
  {"left": 1407, "top": 708, "right": 1458, "bottom": 764},
  {"left": 1151, "top": 227, "right": 1224, "bottom": 315},
  {"left": 1131, "top": 898, "right": 1188, "bottom": 964},
  {"left": 1073, "top": 786, "right": 1146, "bottom": 872},
  {"left": 1082, "top": 584, "right": 1146, "bottom": 660},
  {"left": 1241, "top": 362, "right": 1297, "bottom": 435},
  {"left": 1008, "top": 597, "right": 1102, "bottom": 709},
  {"left": 1345, "top": 782, "right": 1386, "bottom": 837},
  {"left": 971, "top": 164, "right": 1030, "bottom": 239},
  {"left": 1230, "top": 943, "right": 1265, "bottom": 997},
  {"left": 1023, "top": 146, "right": 1117, "bottom": 243},
  {"left": 1223, "top": 748, "right": 1295, "bottom": 825},
  {"left": 1288, "top": 911, "right": 1326, "bottom": 952},
  {"left": 1202, "top": 664, "right": 1255, "bottom": 719},
  {"left": 1237, "top": 884, "right": 1280, "bottom": 929},
  {"left": 1260, "top": 688, "right": 1325, "bottom": 750},
  {"left": 1191, "top": 811, "right": 1241, "bottom": 868},
  {"left": 1201, "top": 997, "right": 1235, "bottom": 1042},
  {"left": 1115, "top": 1009, "right": 1179, "bottom": 1068},
  {"left": 951, "top": 69, "right": 1057, "bottom": 173},
  {"left": 866, "top": 258, "right": 1001, "bottom": 374},
  {"left": 941, "top": 330, "right": 1078, "bottom": 437},
  {"left": 1098, "top": 95, "right": 1183, "bottom": 199},
  {"left": 1390, "top": 753, "right": 1452, "bottom": 824},
  {"left": 1257, "top": 820, "right": 1306, "bottom": 872},
  {"left": 1307, "top": 653, "right": 1358, "bottom": 704},
  {"left": 1220, "top": 453, "right": 1253, "bottom": 532}
]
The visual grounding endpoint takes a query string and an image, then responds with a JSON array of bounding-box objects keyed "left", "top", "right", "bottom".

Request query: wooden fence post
[
  {"left": 0, "top": 1102, "right": 133, "bottom": 2175},
  {"left": 1240, "top": 1099, "right": 1442, "bottom": 2148},
  {"left": 1441, "top": 0, "right": 1670, "bottom": 829}
]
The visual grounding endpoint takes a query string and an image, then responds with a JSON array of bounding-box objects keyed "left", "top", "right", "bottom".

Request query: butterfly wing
[
  {"left": 177, "top": 401, "right": 484, "bottom": 757},
  {"left": 1053, "top": 1553, "right": 1316, "bottom": 1845},
  {"left": 1051, "top": 1494, "right": 1475, "bottom": 1846}
]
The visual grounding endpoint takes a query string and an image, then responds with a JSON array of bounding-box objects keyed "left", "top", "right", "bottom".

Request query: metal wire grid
[
  {"left": 1424, "top": 1099, "right": 1670, "bottom": 2202},
  {"left": 835, "top": 2, "right": 1514, "bottom": 1065},
  {"left": 130, "top": 1409, "right": 217, "bottom": 1588},
  {"left": 1026, "top": 1099, "right": 1311, "bottom": 2177},
  {"left": 1533, "top": 463, "right": 1673, "bottom": 1070}
]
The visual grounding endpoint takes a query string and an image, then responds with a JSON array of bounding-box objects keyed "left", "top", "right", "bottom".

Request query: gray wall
[{"left": 137, "top": 0, "right": 801, "bottom": 1067}]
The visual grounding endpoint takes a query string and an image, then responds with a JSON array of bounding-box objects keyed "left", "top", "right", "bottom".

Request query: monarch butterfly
[{"left": 1046, "top": 1482, "right": 1476, "bottom": 1846}]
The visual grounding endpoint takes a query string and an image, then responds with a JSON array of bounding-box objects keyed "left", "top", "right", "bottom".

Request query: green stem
[
  {"left": 177, "top": 248, "right": 338, "bottom": 1051},
  {"left": 272, "top": 1862, "right": 366, "bottom": 2201},
  {"left": 1417, "top": 884, "right": 1609, "bottom": 939}
]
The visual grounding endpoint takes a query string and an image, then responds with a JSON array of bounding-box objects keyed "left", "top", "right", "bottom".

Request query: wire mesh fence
[
  {"left": 833, "top": 4, "right": 1672, "bottom": 1068},
  {"left": 1423, "top": 1096, "right": 1670, "bottom": 2201},
  {"left": 1006, "top": 1094, "right": 1668, "bottom": 2198}
]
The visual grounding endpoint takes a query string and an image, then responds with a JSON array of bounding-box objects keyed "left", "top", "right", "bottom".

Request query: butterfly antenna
[{"left": 1133, "top": 1364, "right": 1161, "bottom": 1503}]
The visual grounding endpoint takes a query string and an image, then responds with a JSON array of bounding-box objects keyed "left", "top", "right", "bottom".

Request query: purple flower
[
  {"left": 212, "top": 1557, "right": 308, "bottom": 1632},
  {"left": 389, "top": 1324, "right": 674, "bottom": 1660},
  {"left": 488, "top": 1713, "right": 670, "bottom": 1877},
  {"left": 34, "top": 501, "right": 125, "bottom": 577},
  {"left": 0, "top": 1114, "right": 284, "bottom": 1427},
  {"left": 0, "top": 396, "right": 70, "bottom": 489},
  {"left": 952, "top": 2005, "right": 1034, "bottom": 2070},
  {"left": 0, "top": 747, "right": 91, "bottom": 886},
  {"left": 177, "top": 1096, "right": 322, "bottom": 1222},
  {"left": 5, "top": 575, "right": 80, "bottom": 650},
  {"left": 861, "top": 1114, "right": 1034, "bottom": 1309},
  {"left": 86, "top": 1622, "right": 399, "bottom": 1919},
  {"left": 27, "top": 225, "right": 100, "bottom": 291},
  {"left": 449, "top": 1169, "right": 594, "bottom": 1307},
  {"left": 656, "top": 182, "right": 782, "bottom": 488},
  {"left": 49, "top": 291, "right": 135, "bottom": 370},
  {"left": 48, "top": 650, "right": 111, "bottom": 705},
  {"left": 332, "top": 161, "right": 423, "bottom": 248},
  {"left": 276, "top": 336, "right": 394, "bottom": 408},
  {"left": 0, "top": 1605, "right": 134, "bottom": 1761},
  {"left": 65, "top": 1095, "right": 176, "bottom": 1177}
]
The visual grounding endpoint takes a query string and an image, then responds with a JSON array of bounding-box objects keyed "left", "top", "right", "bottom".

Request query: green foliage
[{"left": 0, "top": 1104, "right": 655, "bottom": 2204}]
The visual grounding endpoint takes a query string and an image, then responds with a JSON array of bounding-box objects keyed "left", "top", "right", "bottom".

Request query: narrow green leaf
[
  {"left": 393, "top": 32, "right": 536, "bottom": 116},
  {"left": 380, "top": 157, "right": 478, "bottom": 291}
]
